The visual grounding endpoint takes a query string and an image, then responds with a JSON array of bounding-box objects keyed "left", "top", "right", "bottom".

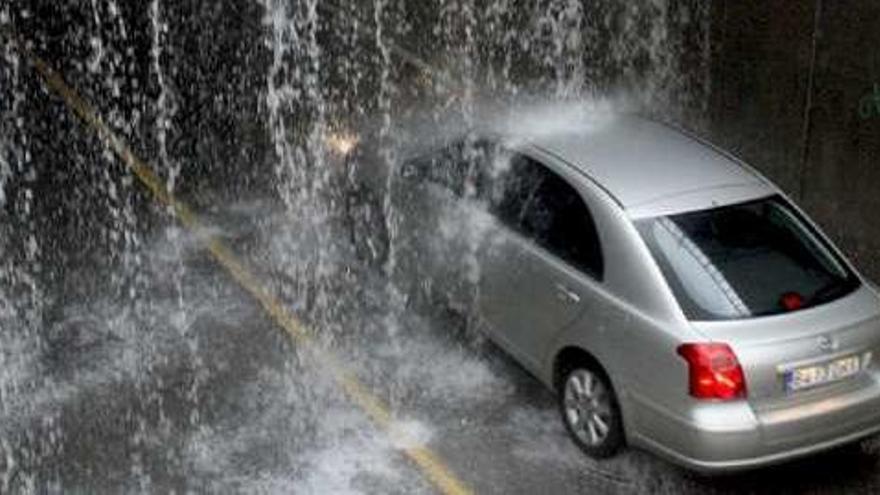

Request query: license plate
[{"left": 784, "top": 355, "right": 863, "bottom": 392}]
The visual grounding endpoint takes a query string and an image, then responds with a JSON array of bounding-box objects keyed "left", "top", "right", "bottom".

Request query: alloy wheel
[{"left": 563, "top": 369, "right": 614, "bottom": 447}]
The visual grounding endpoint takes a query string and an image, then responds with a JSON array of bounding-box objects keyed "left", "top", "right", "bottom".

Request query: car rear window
[{"left": 636, "top": 195, "right": 860, "bottom": 321}]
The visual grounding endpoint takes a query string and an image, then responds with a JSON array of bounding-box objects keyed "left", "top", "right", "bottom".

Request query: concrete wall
[{"left": 708, "top": 0, "right": 880, "bottom": 282}]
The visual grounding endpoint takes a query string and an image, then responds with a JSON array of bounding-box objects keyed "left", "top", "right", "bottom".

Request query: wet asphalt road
[{"left": 7, "top": 194, "right": 880, "bottom": 494}]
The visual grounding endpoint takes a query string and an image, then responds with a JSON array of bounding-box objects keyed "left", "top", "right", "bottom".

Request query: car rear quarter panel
[{"left": 526, "top": 148, "right": 704, "bottom": 439}]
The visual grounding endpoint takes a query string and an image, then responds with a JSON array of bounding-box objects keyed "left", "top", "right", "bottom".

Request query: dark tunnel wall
[{"left": 708, "top": 0, "right": 880, "bottom": 282}]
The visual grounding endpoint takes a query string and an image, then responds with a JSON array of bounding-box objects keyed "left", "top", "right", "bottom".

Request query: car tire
[{"left": 559, "top": 363, "right": 625, "bottom": 459}]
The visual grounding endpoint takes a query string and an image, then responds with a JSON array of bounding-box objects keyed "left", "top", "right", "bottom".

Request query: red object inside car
[{"left": 780, "top": 292, "right": 805, "bottom": 311}]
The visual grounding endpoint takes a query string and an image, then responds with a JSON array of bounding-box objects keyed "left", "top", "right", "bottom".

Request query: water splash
[{"left": 0, "top": 0, "right": 716, "bottom": 491}]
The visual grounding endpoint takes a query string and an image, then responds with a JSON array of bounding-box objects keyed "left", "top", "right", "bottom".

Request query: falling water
[
  {"left": 373, "top": 0, "right": 407, "bottom": 347},
  {"left": 0, "top": 1, "right": 718, "bottom": 492},
  {"left": 537, "top": 0, "right": 587, "bottom": 98},
  {"left": 1, "top": 6, "right": 57, "bottom": 488},
  {"left": 149, "top": 0, "right": 205, "bottom": 464},
  {"left": 263, "top": 0, "right": 333, "bottom": 319}
]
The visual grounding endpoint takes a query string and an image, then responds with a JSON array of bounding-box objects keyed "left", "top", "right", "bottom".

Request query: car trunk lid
[{"left": 690, "top": 286, "right": 880, "bottom": 405}]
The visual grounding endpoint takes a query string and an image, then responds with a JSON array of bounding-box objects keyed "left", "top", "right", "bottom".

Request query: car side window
[
  {"left": 491, "top": 153, "right": 544, "bottom": 229},
  {"left": 492, "top": 154, "right": 604, "bottom": 281},
  {"left": 400, "top": 137, "right": 495, "bottom": 199},
  {"left": 400, "top": 145, "right": 465, "bottom": 194}
]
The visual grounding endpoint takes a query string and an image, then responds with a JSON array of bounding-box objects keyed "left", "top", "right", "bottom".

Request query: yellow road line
[{"left": 10, "top": 37, "right": 473, "bottom": 495}]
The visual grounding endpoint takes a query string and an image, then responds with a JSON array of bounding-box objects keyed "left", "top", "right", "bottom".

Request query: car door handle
[{"left": 555, "top": 283, "right": 581, "bottom": 304}]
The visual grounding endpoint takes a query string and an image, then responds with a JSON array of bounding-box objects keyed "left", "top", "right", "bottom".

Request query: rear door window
[
  {"left": 491, "top": 154, "right": 604, "bottom": 280},
  {"left": 491, "top": 153, "right": 544, "bottom": 229}
]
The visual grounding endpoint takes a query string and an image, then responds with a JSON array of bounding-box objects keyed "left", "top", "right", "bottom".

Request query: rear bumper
[
  {"left": 636, "top": 420, "right": 880, "bottom": 474},
  {"left": 630, "top": 373, "right": 880, "bottom": 473}
]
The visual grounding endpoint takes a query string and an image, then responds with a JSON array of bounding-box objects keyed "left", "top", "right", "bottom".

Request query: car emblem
[{"left": 818, "top": 335, "right": 837, "bottom": 353}]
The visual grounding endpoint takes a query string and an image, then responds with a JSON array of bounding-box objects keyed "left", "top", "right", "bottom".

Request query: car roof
[{"left": 498, "top": 114, "right": 773, "bottom": 215}]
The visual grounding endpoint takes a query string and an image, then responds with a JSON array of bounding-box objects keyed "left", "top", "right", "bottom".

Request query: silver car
[{"left": 383, "top": 114, "right": 880, "bottom": 472}]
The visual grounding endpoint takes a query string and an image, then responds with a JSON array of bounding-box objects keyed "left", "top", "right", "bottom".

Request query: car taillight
[{"left": 677, "top": 343, "right": 747, "bottom": 400}]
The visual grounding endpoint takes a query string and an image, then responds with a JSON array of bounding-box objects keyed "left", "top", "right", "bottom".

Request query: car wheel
[{"left": 559, "top": 365, "right": 624, "bottom": 458}]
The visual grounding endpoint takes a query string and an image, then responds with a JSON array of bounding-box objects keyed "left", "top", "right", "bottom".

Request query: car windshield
[{"left": 636, "top": 195, "right": 860, "bottom": 321}]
